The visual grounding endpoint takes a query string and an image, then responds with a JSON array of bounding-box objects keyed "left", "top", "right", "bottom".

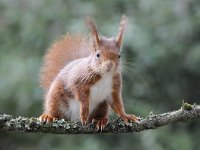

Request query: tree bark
[{"left": 0, "top": 103, "right": 199, "bottom": 134}]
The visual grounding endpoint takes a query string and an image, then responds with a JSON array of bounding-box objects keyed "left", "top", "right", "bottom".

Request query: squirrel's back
[{"left": 40, "top": 33, "right": 93, "bottom": 92}]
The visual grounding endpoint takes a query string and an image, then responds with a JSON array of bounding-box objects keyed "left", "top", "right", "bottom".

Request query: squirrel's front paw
[
  {"left": 81, "top": 116, "right": 88, "bottom": 125},
  {"left": 39, "top": 114, "right": 58, "bottom": 123},
  {"left": 80, "top": 111, "right": 89, "bottom": 125},
  {"left": 120, "top": 114, "right": 140, "bottom": 124}
]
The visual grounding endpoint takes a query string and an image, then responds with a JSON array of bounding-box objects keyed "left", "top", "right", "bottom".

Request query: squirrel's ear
[
  {"left": 86, "top": 17, "right": 100, "bottom": 49},
  {"left": 116, "top": 15, "right": 128, "bottom": 49}
]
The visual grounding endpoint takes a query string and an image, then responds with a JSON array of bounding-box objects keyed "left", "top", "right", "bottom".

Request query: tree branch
[{"left": 0, "top": 103, "right": 199, "bottom": 134}]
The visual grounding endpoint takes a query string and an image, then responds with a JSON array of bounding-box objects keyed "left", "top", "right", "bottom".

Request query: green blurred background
[{"left": 0, "top": 0, "right": 200, "bottom": 149}]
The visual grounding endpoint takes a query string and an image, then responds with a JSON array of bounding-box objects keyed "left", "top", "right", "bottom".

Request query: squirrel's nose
[{"left": 106, "top": 62, "right": 113, "bottom": 71}]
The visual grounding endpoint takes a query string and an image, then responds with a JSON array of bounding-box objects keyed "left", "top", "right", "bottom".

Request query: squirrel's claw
[
  {"left": 39, "top": 114, "right": 57, "bottom": 123},
  {"left": 81, "top": 121, "right": 87, "bottom": 125},
  {"left": 92, "top": 118, "right": 108, "bottom": 131},
  {"left": 120, "top": 114, "right": 140, "bottom": 124},
  {"left": 81, "top": 118, "right": 88, "bottom": 125}
]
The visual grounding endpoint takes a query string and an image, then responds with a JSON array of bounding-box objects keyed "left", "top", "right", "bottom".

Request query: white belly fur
[
  {"left": 63, "top": 73, "right": 113, "bottom": 122},
  {"left": 89, "top": 73, "right": 112, "bottom": 114}
]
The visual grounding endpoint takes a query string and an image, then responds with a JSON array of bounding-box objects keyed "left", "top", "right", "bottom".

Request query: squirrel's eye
[
  {"left": 118, "top": 54, "right": 121, "bottom": 59},
  {"left": 96, "top": 53, "right": 100, "bottom": 58}
]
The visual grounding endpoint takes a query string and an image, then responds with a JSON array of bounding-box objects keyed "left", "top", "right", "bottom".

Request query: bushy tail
[{"left": 40, "top": 34, "right": 92, "bottom": 93}]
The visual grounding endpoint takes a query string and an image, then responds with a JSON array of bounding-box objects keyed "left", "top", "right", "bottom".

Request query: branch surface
[{"left": 0, "top": 103, "right": 199, "bottom": 134}]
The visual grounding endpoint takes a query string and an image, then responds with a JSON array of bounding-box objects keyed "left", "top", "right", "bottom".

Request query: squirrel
[{"left": 39, "top": 15, "right": 139, "bottom": 129}]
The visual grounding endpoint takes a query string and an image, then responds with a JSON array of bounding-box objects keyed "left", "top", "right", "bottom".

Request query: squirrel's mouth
[{"left": 106, "top": 67, "right": 112, "bottom": 72}]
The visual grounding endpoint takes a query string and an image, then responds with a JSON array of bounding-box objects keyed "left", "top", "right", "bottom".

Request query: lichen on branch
[{"left": 0, "top": 103, "right": 199, "bottom": 134}]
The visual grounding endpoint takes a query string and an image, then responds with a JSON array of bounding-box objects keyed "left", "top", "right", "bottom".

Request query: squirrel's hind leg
[{"left": 39, "top": 79, "right": 70, "bottom": 123}]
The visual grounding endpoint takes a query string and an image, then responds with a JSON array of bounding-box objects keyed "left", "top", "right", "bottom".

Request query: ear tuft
[
  {"left": 116, "top": 15, "right": 128, "bottom": 48},
  {"left": 85, "top": 16, "right": 100, "bottom": 47}
]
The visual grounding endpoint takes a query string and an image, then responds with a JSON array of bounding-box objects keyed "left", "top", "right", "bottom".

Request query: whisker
[{"left": 119, "top": 60, "right": 141, "bottom": 81}]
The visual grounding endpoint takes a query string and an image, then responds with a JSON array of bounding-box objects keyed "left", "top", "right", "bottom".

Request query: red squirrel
[{"left": 39, "top": 15, "right": 139, "bottom": 129}]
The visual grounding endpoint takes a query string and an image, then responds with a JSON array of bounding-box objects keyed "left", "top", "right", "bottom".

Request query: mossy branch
[{"left": 0, "top": 103, "right": 199, "bottom": 134}]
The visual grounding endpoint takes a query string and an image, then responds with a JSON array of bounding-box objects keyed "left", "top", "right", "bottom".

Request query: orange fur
[
  {"left": 39, "top": 79, "right": 71, "bottom": 121},
  {"left": 39, "top": 16, "right": 139, "bottom": 129},
  {"left": 116, "top": 15, "right": 128, "bottom": 48},
  {"left": 86, "top": 17, "right": 100, "bottom": 49},
  {"left": 40, "top": 34, "right": 92, "bottom": 93}
]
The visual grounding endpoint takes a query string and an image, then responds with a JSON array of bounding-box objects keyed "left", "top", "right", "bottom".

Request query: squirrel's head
[{"left": 86, "top": 15, "right": 127, "bottom": 74}]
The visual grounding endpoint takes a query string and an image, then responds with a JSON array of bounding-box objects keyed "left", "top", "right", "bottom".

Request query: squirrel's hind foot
[{"left": 92, "top": 117, "right": 109, "bottom": 131}]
